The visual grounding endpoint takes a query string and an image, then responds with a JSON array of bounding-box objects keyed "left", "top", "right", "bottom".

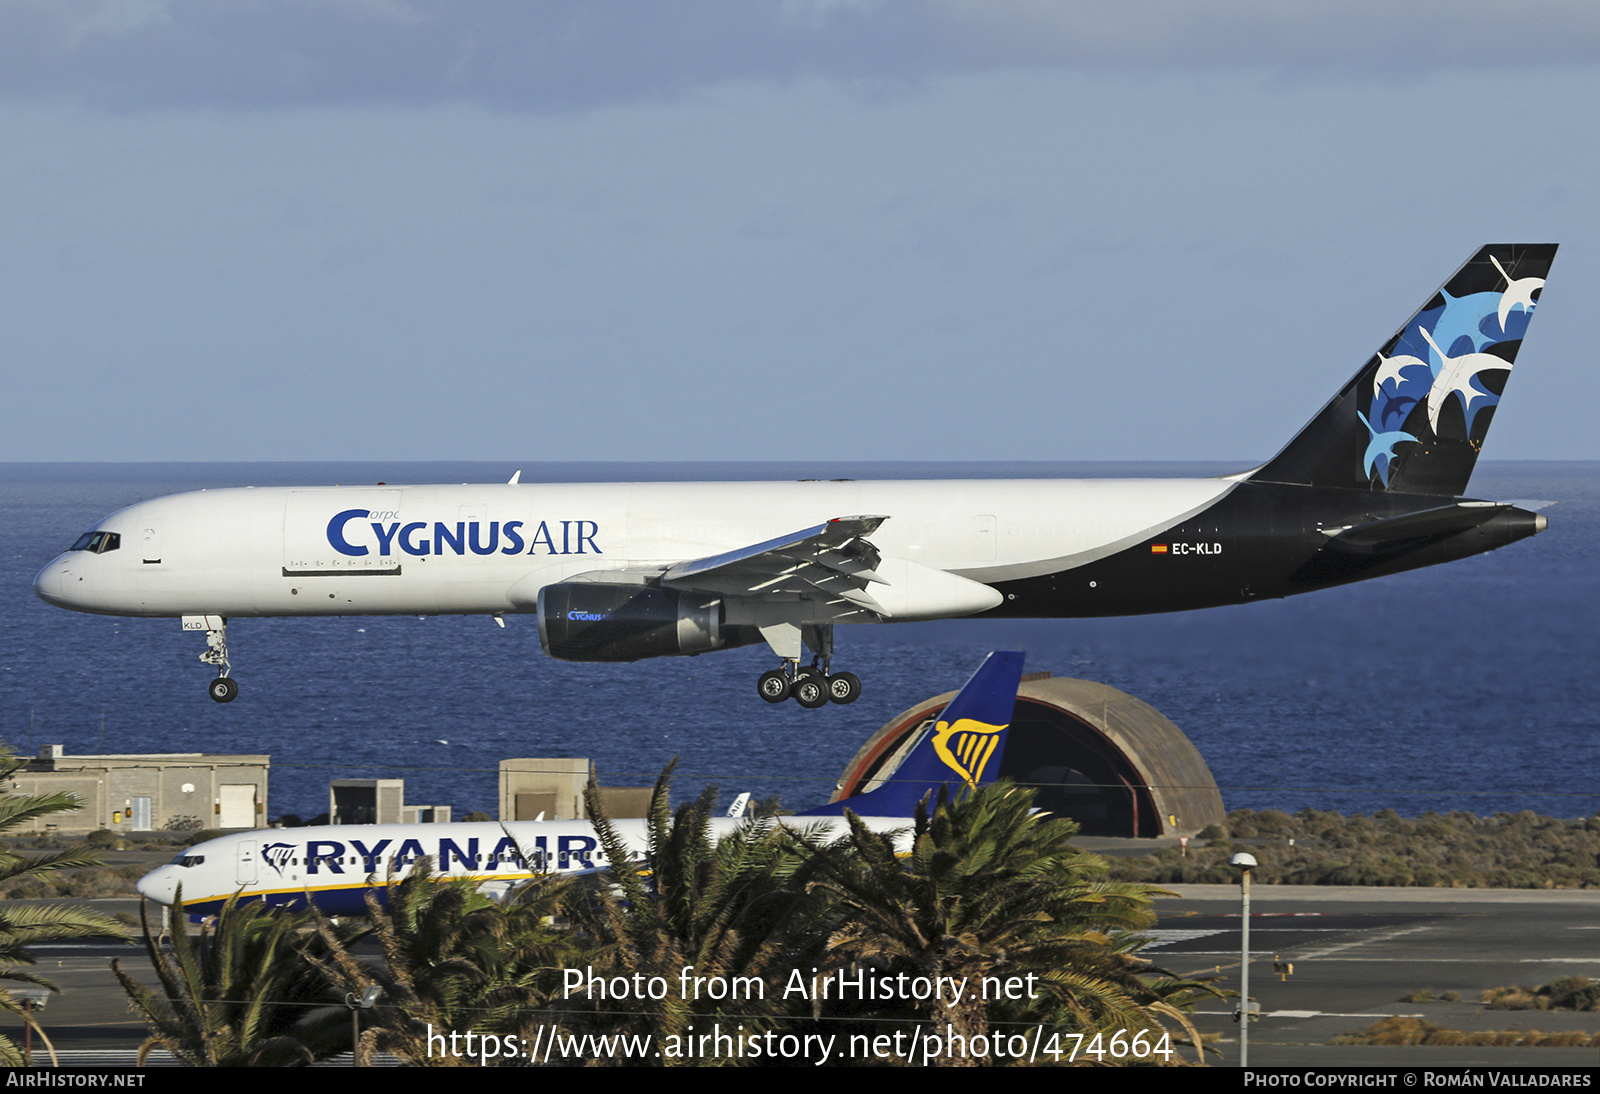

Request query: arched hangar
[{"left": 832, "top": 672, "right": 1224, "bottom": 838}]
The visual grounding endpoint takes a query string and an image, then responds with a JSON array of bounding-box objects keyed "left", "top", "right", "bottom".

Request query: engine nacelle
[{"left": 537, "top": 582, "right": 756, "bottom": 662}]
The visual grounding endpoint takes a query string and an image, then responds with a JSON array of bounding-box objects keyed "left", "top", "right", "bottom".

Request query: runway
[
  {"left": 1152, "top": 884, "right": 1600, "bottom": 1067},
  {"left": 9, "top": 885, "right": 1599, "bottom": 1068}
]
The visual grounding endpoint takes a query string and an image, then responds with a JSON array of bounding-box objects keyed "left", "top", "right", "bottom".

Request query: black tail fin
[{"left": 1252, "top": 244, "right": 1556, "bottom": 496}]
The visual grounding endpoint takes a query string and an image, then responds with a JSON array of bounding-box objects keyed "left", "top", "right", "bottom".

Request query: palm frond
[{"left": 808, "top": 781, "right": 1218, "bottom": 1058}]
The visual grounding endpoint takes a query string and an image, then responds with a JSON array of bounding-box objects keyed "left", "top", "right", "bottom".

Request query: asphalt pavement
[{"left": 1152, "top": 883, "right": 1600, "bottom": 1068}]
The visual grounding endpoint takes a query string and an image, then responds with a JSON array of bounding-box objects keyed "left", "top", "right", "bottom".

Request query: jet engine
[{"left": 536, "top": 582, "right": 759, "bottom": 662}]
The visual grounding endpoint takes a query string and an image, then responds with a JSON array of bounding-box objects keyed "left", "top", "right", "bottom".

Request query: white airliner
[
  {"left": 135, "top": 652, "right": 1024, "bottom": 918},
  {"left": 37, "top": 246, "right": 1554, "bottom": 706}
]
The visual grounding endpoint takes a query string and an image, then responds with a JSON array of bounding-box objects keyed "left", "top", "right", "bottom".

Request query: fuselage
[
  {"left": 34, "top": 475, "right": 1542, "bottom": 623},
  {"left": 136, "top": 814, "right": 901, "bottom": 918}
]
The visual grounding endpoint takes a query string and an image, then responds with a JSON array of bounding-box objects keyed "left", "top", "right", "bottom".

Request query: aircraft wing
[{"left": 660, "top": 515, "right": 890, "bottom": 613}]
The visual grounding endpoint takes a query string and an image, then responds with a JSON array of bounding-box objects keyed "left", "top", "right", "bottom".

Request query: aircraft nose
[
  {"left": 135, "top": 867, "right": 179, "bottom": 906},
  {"left": 33, "top": 557, "right": 77, "bottom": 609}
]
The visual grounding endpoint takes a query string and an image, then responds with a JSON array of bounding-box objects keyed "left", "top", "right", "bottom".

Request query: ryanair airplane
[
  {"left": 135, "top": 652, "right": 1024, "bottom": 919},
  {"left": 37, "top": 245, "right": 1554, "bottom": 706}
]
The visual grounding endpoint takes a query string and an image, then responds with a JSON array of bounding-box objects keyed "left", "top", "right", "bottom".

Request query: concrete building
[
  {"left": 9, "top": 745, "right": 269, "bottom": 834},
  {"left": 498, "top": 758, "right": 651, "bottom": 821},
  {"left": 328, "top": 779, "right": 452, "bottom": 824}
]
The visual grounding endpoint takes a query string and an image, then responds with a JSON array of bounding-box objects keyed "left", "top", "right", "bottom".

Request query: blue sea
[{"left": 2, "top": 461, "right": 1595, "bottom": 821}]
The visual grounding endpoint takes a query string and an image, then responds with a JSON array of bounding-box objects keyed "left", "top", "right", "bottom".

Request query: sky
[{"left": 4, "top": 1, "right": 1599, "bottom": 465}]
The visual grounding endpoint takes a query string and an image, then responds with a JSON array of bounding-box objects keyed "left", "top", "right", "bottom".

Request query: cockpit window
[
  {"left": 171, "top": 854, "right": 205, "bottom": 868},
  {"left": 68, "top": 531, "right": 120, "bottom": 554}
]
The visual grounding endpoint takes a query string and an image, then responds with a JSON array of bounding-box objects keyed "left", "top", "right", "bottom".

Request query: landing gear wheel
[
  {"left": 757, "top": 670, "right": 791, "bottom": 704},
  {"left": 793, "top": 676, "right": 829, "bottom": 709},
  {"left": 826, "top": 671, "right": 861, "bottom": 704},
  {"left": 208, "top": 677, "right": 238, "bottom": 704}
]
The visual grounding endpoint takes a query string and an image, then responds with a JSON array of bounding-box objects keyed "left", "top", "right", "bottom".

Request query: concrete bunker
[{"left": 831, "top": 672, "right": 1224, "bottom": 838}]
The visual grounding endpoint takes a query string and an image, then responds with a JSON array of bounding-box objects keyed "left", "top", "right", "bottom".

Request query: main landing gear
[
  {"left": 756, "top": 658, "right": 861, "bottom": 709},
  {"left": 196, "top": 618, "right": 238, "bottom": 703}
]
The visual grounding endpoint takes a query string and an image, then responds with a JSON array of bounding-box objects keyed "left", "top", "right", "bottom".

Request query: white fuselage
[
  {"left": 136, "top": 814, "right": 907, "bottom": 917},
  {"left": 35, "top": 477, "right": 1234, "bottom": 621}
]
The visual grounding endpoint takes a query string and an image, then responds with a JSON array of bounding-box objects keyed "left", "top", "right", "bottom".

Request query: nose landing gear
[{"left": 187, "top": 616, "right": 238, "bottom": 703}]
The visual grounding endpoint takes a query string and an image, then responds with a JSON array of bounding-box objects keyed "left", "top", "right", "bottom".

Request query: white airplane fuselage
[
  {"left": 34, "top": 477, "right": 1229, "bottom": 620},
  {"left": 135, "top": 814, "right": 901, "bottom": 919}
]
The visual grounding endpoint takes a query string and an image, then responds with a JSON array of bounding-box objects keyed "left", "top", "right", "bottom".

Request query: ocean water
[{"left": 2, "top": 461, "right": 1595, "bottom": 821}]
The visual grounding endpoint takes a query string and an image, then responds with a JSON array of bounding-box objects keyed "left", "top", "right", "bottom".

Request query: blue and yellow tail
[{"left": 797, "top": 651, "right": 1024, "bottom": 817}]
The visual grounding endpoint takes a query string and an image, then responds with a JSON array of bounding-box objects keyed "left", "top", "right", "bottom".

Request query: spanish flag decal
[{"left": 1151, "top": 543, "right": 1169, "bottom": 554}]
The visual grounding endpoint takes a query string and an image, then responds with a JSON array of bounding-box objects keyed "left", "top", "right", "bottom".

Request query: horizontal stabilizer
[{"left": 1321, "top": 502, "right": 1519, "bottom": 554}]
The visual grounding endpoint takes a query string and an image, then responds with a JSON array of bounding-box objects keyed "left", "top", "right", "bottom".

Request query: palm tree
[
  {"left": 0, "top": 748, "right": 127, "bottom": 1065},
  {"left": 113, "top": 891, "right": 357, "bottom": 1066},
  {"left": 304, "top": 861, "right": 577, "bottom": 1066},
  {"left": 562, "top": 766, "right": 838, "bottom": 1064},
  {"left": 810, "top": 782, "right": 1216, "bottom": 1065}
]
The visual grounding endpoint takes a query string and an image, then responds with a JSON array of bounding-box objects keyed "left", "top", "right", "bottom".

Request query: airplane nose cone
[
  {"left": 33, "top": 557, "right": 75, "bottom": 609},
  {"left": 135, "top": 867, "right": 179, "bottom": 905}
]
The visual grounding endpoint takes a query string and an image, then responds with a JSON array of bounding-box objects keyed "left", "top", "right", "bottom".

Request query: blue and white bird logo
[{"left": 1361, "top": 258, "right": 1538, "bottom": 487}]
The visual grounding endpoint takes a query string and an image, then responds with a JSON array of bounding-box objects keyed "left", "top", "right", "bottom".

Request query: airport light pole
[
  {"left": 347, "top": 985, "right": 382, "bottom": 1066},
  {"left": 1231, "top": 851, "right": 1258, "bottom": 1068},
  {"left": 13, "top": 988, "right": 48, "bottom": 1065}
]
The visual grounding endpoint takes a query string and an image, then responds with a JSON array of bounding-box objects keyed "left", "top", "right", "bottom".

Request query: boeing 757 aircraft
[
  {"left": 37, "top": 245, "right": 1554, "bottom": 706},
  {"left": 136, "top": 652, "right": 1023, "bottom": 918}
]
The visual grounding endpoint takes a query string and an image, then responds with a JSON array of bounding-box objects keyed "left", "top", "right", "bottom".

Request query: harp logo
[
  {"left": 261, "top": 843, "right": 296, "bottom": 875},
  {"left": 931, "top": 717, "right": 1008, "bottom": 787}
]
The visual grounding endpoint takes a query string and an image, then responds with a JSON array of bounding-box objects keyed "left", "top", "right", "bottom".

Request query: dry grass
[
  {"left": 1334, "top": 1017, "right": 1600, "bottom": 1048},
  {"left": 0, "top": 862, "right": 148, "bottom": 899},
  {"left": 1113, "top": 808, "right": 1600, "bottom": 889},
  {"left": 1482, "top": 977, "right": 1600, "bottom": 1012}
]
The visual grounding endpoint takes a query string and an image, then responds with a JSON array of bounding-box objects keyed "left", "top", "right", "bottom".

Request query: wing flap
[{"left": 662, "top": 516, "right": 889, "bottom": 606}]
